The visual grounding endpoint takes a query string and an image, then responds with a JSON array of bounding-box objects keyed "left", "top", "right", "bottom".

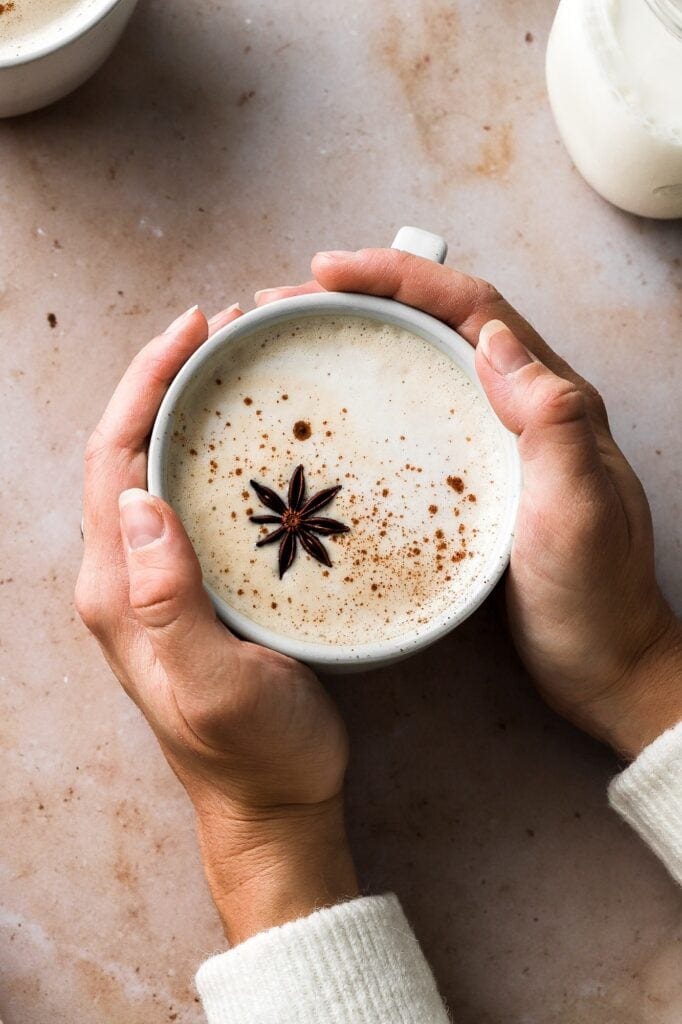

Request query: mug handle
[{"left": 391, "top": 226, "right": 448, "bottom": 265}]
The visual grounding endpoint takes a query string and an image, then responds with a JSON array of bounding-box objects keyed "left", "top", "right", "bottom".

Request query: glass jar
[{"left": 546, "top": 0, "right": 682, "bottom": 218}]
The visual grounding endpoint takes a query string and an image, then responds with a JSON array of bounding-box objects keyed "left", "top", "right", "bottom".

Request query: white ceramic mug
[
  {"left": 148, "top": 228, "right": 522, "bottom": 672},
  {"left": 0, "top": 0, "right": 138, "bottom": 118}
]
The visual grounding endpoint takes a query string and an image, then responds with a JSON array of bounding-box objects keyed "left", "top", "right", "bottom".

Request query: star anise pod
[{"left": 249, "top": 464, "right": 350, "bottom": 578}]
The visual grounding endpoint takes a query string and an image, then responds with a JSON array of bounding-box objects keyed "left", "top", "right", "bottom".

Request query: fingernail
[
  {"left": 166, "top": 304, "right": 199, "bottom": 333},
  {"left": 208, "top": 302, "right": 242, "bottom": 327},
  {"left": 254, "top": 287, "right": 289, "bottom": 304},
  {"left": 315, "top": 250, "right": 353, "bottom": 262},
  {"left": 119, "top": 489, "right": 164, "bottom": 550},
  {"left": 478, "top": 319, "right": 533, "bottom": 375}
]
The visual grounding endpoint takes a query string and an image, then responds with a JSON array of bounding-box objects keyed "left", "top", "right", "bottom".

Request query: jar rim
[{"left": 645, "top": 0, "right": 682, "bottom": 40}]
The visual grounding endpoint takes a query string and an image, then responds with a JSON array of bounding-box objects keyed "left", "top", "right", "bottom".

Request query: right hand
[{"left": 256, "top": 250, "right": 681, "bottom": 758}]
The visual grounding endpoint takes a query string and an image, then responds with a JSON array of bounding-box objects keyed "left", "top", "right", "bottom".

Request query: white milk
[
  {"left": 167, "top": 315, "right": 510, "bottom": 648},
  {"left": 0, "top": 0, "right": 101, "bottom": 59},
  {"left": 546, "top": 0, "right": 682, "bottom": 218}
]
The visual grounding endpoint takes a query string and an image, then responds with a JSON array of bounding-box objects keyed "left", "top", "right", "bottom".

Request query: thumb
[
  {"left": 475, "top": 319, "right": 604, "bottom": 488},
  {"left": 118, "top": 489, "right": 236, "bottom": 678}
]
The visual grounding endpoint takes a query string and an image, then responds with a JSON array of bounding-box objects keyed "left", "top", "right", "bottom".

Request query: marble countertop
[{"left": 0, "top": 1, "right": 680, "bottom": 1021}]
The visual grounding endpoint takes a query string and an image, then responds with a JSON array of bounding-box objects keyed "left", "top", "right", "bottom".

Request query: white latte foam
[
  {"left": 167, "top": 315, "right": 510, "bottom": 648},
  {"left": 0, "top": 0, "right": 102, "bottom": 59}
]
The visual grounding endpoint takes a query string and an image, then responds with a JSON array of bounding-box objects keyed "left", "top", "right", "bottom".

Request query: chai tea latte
[
  {"left": 166, "top": 314, "right": 510, "bottom": 647},
  {"left": 0, "top": 0, "right": 100, "bottom": 58}
]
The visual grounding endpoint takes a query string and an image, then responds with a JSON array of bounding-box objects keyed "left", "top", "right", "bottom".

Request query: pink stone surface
[{"left": 0, "top": 1, "right": 680, "bottom": 1022}]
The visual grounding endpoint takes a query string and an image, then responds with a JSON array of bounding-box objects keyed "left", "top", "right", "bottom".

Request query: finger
[
  {"left": 312, "top": 248, "right": 611, "bottom": 432},
  {"left": 208, "top": 302, "right": 243, "bottom": 335},
  {"left": 83, "top": 305, "right": 208, "bottom": 539},
  {"left": 254, "top": 281, "right": 325, "bottom": 306},
  {"left": 80, "top": 307, "right": 209, "bottom": 642},
  {"left": 91, "top": 306, "right": 208, "bottom": 458},
  {"left": 119, "top": 489, "right": 240, "bottom": 690},
  {"left": 476, "top": 320, "right": 606, "bottom": 490},
  {"left": 311, "top": 249, "right": 579, "bottom": 378}
]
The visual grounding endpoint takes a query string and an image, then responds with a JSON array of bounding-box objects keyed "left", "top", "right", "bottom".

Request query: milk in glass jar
[{"left": 546, "top": 0, "right": 682, "bottom": 218}]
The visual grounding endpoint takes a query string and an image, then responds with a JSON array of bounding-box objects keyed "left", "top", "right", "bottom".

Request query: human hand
[
  {"left": 255, "top": 251, "right": 681, "bottom": 759},
  {"left": 75, "top": 303, "right": 357, "bottom": 944}
]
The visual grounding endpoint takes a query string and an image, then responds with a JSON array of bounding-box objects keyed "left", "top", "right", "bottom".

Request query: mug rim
[
  {"left": 0, "top": 0, "right": 124, "bottom": 68},
  {"left": 148, "top": 292, "right": 522, "bottom": 670}
]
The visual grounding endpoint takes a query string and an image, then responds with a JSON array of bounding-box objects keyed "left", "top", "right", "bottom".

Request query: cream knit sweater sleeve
[
  {"left": 196, "top": 720, "right": 682, "bottom": 1024},
  {"left": 608, "top": 720, "right": 682, "bottom": 884}
]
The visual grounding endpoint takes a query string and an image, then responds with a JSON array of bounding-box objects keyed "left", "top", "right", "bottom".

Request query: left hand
[{"left": 75, "top": 303, "right": 357, "bottom": 944}]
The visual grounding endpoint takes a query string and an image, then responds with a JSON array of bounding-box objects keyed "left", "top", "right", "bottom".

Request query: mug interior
[
  {"left": 0, "top": 0, "right": 123, "bottom": 67},
  {"left": 148, "top": 293, "right": 522, "bottom": 671}
]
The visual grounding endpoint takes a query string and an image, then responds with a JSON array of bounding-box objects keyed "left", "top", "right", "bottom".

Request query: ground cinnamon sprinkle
[
  {"left": 447, "top": 475, "right": 465, "bottom": 493},
  {"left": 0, "top": 3, "right": 16, "bottom": 15},
  {"left": 293, "top": 420, "right": 312, "bottom": 440}
]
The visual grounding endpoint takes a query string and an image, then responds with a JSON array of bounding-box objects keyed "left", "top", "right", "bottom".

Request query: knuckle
[
  {"left": 129, "top": 572, "right": 185, "bottom": 629},
  {"left": 532, "top": 375, "right": 588, "bottom": 426},
  {"left": 377, "top": 246, "right": 413, "bottom": 282},
  {"left": 472, "top": 275, "right": 503, "bottom": 308},
  {"left": 459, "top": 276, "right": 506, "bottom": 333},
  {"left": 389, "top": 247, "right": 437, "bottom": 284},
  {"left": 84, "top": 427, "right": 108, "bottom": 466},
  {"left": 385, "top": 247, "right": 413, "bottom": 269},
  {"left": 129, "top": 344, "right": 167, "bottom": 389},
  {"left": 75, "top": 577, "right": 110, "bottom": 635},
  {"left": 583, "top": 383, "right": 609, "bottom": 425}
]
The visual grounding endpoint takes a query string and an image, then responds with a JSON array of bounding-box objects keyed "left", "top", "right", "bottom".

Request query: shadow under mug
[{"left": 147, "top": 227, "right": 522, "bottom": 673}]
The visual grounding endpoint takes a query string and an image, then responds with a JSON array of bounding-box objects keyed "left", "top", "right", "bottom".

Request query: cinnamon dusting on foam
[{"left": 166, "top": 315, "right": 507, "bottom": 646}]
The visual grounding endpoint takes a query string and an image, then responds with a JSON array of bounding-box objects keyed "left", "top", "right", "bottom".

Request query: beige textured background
[{"left": 0, "top": 1, "right": 680, "bottom": 1022}]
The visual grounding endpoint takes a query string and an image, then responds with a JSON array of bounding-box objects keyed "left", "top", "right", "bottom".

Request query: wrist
[
  {"left": 194, "top": 794, "right": 359, "bottom": 945},
  {"left": 595, "top": 610, "right": 682, "bottom": 760}
]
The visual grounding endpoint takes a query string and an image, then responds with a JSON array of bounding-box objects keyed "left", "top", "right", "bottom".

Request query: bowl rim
[
  {"left": 0, "top": 0, "right": 127, "bottom": 69},
  {"left": 147, "top": 292, "right": 522, "bottom": 670}
]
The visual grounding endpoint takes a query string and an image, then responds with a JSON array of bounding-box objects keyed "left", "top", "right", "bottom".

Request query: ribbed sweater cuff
[
  {"left": 195, "top": 893, "right": 449, "bottom": 1024},
  {"left": 609, "top": 719, "right": 682, "bottom": 885}
]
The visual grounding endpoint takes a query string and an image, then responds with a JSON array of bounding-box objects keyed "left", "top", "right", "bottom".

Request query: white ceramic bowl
[
  {"left": 148, "top": 231, "right": 522, "bottom": 673},
  {"left": 0, "top": 0, "right": 138, "bottom": 118}
]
